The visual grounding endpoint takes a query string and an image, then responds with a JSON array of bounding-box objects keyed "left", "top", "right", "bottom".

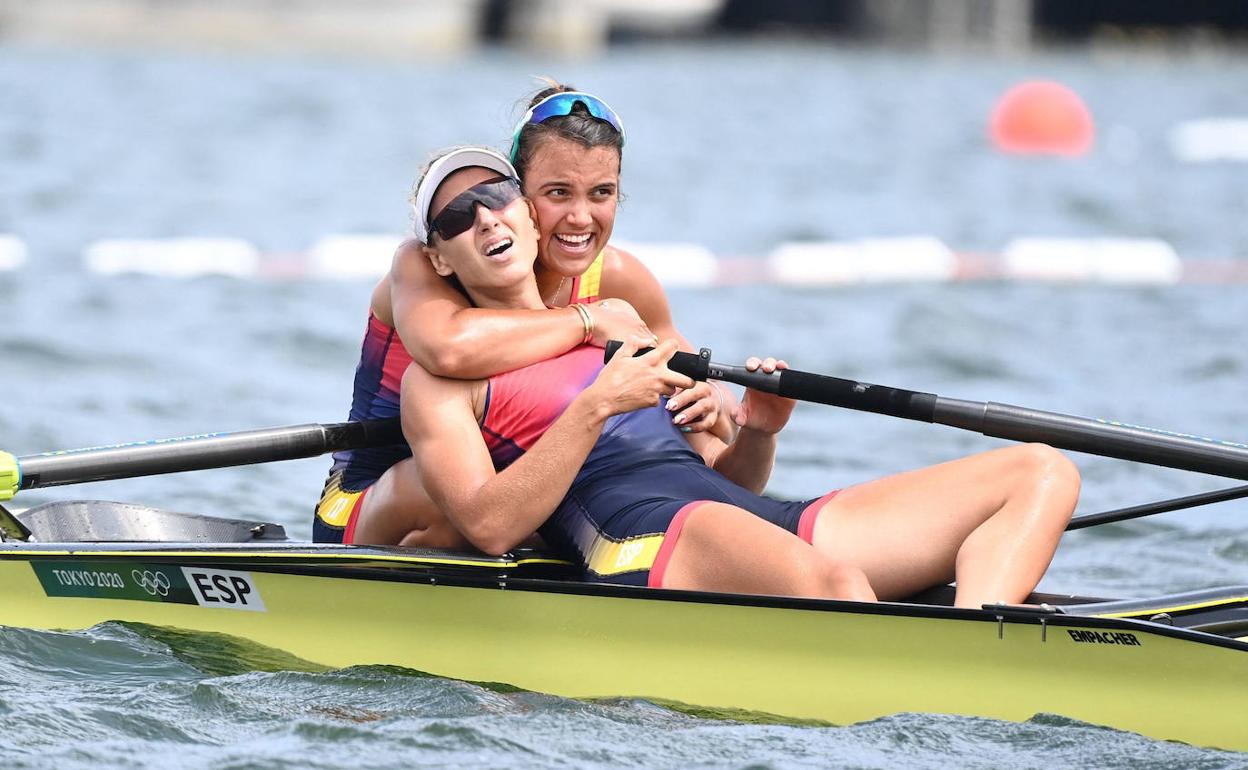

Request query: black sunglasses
[{"left": 429, "top": 177, "right": 523, "bottom": 241}]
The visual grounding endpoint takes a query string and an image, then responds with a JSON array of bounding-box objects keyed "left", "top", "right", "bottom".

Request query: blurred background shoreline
[
  {"left": 2, "top": 0, "right": 1247, "bottom": 59},
  {"left": 4, "top": 15, "right": 1247, "bottom": 287}
]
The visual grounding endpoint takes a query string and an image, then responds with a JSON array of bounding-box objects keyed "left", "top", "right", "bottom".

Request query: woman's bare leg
[
  {"left": 810, "top": 444, "right": 1079, "bottom": 608},
  {"left": 352, "top": 458, "right": 471, "bottom": 548},
  {"left": 659, "top": 502, "right": 876, "bottom": 601}
]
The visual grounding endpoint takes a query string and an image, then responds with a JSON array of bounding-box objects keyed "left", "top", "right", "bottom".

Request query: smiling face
[
  {"left": 520, "top": 137, "right": 620, "bottom": 278},
  {"left": 423, "top": 166, "right": 541, "bottom": 307}
]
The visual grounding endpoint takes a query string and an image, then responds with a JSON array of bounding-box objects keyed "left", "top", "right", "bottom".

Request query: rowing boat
[
  {"left": 3, "top": 352, "right": 1248, "bottom": 750},
  {"left": 2, "top": 500, "right": 1246, "bottom": 750}
]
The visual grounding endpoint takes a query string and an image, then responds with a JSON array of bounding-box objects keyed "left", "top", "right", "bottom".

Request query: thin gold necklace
[{"left": 543, "top": 275, "right": 569, "bottom": 307}]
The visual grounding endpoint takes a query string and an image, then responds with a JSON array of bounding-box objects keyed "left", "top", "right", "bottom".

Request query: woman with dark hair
[
  {"left": 396, "top": 147, "right": 1079, "bottom": 608},
  {"left": 315, "top": 85, "right": 734, "bottom": 546}
]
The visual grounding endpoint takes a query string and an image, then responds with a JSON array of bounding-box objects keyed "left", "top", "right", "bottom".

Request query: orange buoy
[{"left": 989, "top": 80, "right": 1094, "bottom": 156}]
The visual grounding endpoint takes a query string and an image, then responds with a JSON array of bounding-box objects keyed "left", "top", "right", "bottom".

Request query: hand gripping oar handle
[
  {"left": 605, "top": 342, "right": 1248, "bottom": 481},
  {"left": 606, "top": 342, "right": 941, "bottom": 422},
  {"left": 1, "top": 418, "right": 403, "bottom": 499}
]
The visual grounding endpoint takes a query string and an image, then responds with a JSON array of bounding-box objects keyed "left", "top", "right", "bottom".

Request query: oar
[
  {"left": 0, "top": 418, "right": 402, "bottom": 502},
  {"left": 1067, "top": 484, "right": 1248, "bottom": 531},
  {"left": 606, "top": 343, "right": 1248, "bottom": 481}
]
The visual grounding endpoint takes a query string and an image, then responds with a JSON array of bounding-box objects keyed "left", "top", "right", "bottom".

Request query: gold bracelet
[
  {"left": 580, "top": 303, "right": 595, "bottom": 344},
  {"left": 572, "top": 303, "right": 594, "bottom": 344}
]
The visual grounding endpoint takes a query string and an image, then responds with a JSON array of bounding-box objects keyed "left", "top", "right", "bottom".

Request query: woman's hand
[
  {"left": 585, "top": 299, "right": 658, "bottom": 350},
  {"left": 665, "top": 381, "right": 724, "bottom": 434},
  {"left": 583, "top": 338, "right": 693, "bottom": 417},
  {"left": 734, "top": 356, "right": 796, "bottom": 435}
]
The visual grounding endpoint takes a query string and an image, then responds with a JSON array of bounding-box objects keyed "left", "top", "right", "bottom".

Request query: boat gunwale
[
  {"left": 4, "top": 540, "right": 1247, "bottom": 653},
  {"left": 0, "top": 541, "right": 568, "bottom": 570}
]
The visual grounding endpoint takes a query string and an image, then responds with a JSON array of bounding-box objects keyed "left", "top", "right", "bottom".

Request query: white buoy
[
  {"left": 1001, "top": 238, "right": 1182, "bottom": 284},
  {"left": 306, "top": 234, "right": 405, "bottom": 280},
  {"left": 613, "top": 240, "right": 719, "bottom": 288},
  {"left": 768, "top": 237, "right": 958, "bottom": 285},
  {"left": 0, "top": 234, "right": 28, "bottom": 271},
  {"left": 1170, "top": 118, "right": 1248, "bottom": 163},
  {"left": 83, "top": 238, "right": 261, "bottom": 278}
]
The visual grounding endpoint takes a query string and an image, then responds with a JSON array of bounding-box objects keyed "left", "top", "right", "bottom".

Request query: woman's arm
[
  {"left": 403, "top": 340, "right": 694, "bottom": 555},
  {"left": 598, "top": 246, "right": 738, "bottom": 441},
  {"left": 683, "top": 357, "right": 796, "bottom": 495},
  {"left": 388, "top": 240, "right": 587, "bottom": 378},
  {"left": 702, "top": 428, "right": 779, "bottom": 496}
]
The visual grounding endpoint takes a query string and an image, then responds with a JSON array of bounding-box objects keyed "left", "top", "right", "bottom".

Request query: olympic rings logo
[{"left": 132, "top": 569, "right": 171, "bottom": 597}]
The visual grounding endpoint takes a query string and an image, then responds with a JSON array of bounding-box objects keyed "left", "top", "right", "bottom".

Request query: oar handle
[
  {"left": 7, "top": 418, "right": 402, "bottom": 495},
  {"left": 604, "top": 341, "right": 939, "bottom": 422},
  {"left": 743, "top": 366, "right": 939, "bottom": 422}
]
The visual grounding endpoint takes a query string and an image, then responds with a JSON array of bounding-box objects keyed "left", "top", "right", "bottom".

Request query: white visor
[{"left": 412, "top": 147, "right": 518, "bottom": 244}]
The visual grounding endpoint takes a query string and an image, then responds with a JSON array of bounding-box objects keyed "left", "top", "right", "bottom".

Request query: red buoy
[{"left": 989, "top": 80, "right": 1094, "bottom": 156}]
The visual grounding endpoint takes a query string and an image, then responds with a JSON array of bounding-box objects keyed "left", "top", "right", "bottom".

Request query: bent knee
[
  {"left": 814, "top": 561, "right": 876, "bottom": 602},
  {"left": 1014, "top": 443, "right": 1080, "bottom": 492},
  {"left": 398, "top": 521, "right": 471, "bottom": 550}
]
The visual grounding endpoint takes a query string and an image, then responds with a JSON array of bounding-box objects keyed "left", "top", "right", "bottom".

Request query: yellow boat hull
[{"left": 2, "top": 543, "right": 1246, "bottom": 751}]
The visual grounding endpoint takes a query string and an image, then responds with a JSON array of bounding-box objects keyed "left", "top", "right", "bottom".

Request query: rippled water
[
  {"left": 3, "top": 621, "right": 1245, "bottom": 770},
  {"left": 3, "top": 39, "right": 1248, "bottom": 767}
]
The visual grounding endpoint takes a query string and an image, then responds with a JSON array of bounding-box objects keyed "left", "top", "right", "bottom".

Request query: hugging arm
[{"left": 389, "top": 240, "right": 588, "bottom": 379}]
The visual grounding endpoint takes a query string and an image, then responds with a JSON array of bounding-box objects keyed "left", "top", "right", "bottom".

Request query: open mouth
[
  {"left": 484, "top": 238, "right": 513, "bottom": 257},
  {"left": 555, "top": 233, "right": 593, "bottom": 251}
]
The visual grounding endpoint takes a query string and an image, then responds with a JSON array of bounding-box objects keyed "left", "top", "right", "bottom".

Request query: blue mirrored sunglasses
[{"left": 509, "top": 91, "right": 626, "bottom": 162}]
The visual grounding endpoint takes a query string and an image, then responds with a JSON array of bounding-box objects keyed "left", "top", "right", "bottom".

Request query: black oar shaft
[
  {"left": 1067, "top": 484, "right": 1248, "bottom": 531},
  {"left": 608, "top": 343, "right": 1248, "bottom": 482},
  {"left": 767, "top": 371, "right": 1248, "bottom": 480},
  {"left": 712, "top": 363, "right": 940, "bottom": 422},
  {"left": 931, "top": 399, "right": 1248, "bottom": 481},
  {"left": 16, "top": 418, "right": 402, "bottom": 490}
]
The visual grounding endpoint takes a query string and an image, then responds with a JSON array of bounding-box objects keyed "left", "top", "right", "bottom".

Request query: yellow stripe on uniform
[
  {"left": 315, "top": 471, "right": 361, "bottom": 527},
  {"left": 585, "top": 532, "right": 665, "bottom": 577},
  {"left": 574, "top": 250, "right": 604, "bottom": 303}
]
